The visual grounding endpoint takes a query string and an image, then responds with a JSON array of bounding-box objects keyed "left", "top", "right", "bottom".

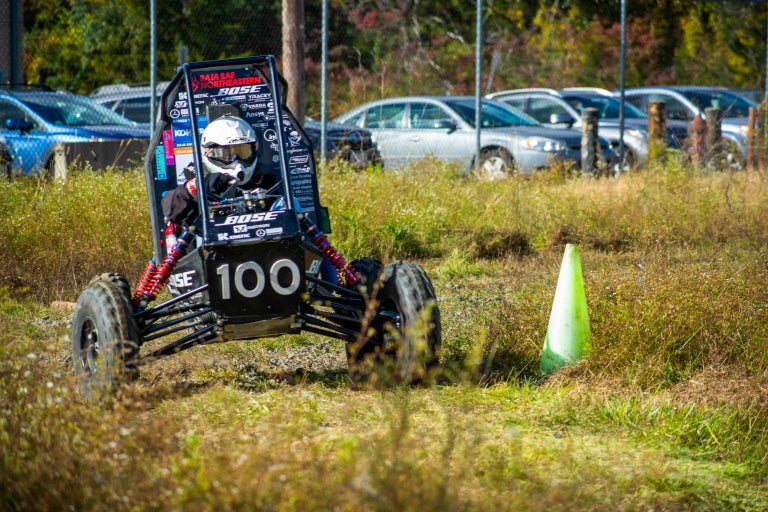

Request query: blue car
[{"left": 0, "top": 87, "right": 150, "bottom": 177}]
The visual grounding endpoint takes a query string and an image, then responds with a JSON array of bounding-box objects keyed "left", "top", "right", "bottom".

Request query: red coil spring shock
[
  {"left": 131, "top": 258, "right": 157, "bottom": 307},
  {"left": 302, "top": 220, "right": 360, "bottom": 287},
  {"left": 138, "top": 230, "right": 195, "bottom": 308}
]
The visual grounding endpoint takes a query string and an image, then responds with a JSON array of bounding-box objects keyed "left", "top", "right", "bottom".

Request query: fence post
[
  {"left": 758, "top": 102, "right": 767, "bottom": 170},
  {"left": 687, "top": 115, "right": 707, "bottom": 167},
  {"left": 704, "top": 107, "right": 723, "bottom": 167},
  {"left": 53, "top": 142, "right": 67, "bottom": 181},
  {"left": 747, "top": 107, "right": 756, "bottom": 170},
  {"left": 647, "top": 101, "right": 667, "bottom": 160},
  {"left": 580, "top": 107, "right": 598, "bottom": 175}
]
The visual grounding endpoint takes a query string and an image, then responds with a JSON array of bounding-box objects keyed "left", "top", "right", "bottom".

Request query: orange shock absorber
[
  {"left": 138, "top": 230, "right": 195, "bottom": 309},
  {"left": 132, "top": 258, "right": 157, "bottom": 307},
  {"left": 302, "top": 219, "right": 360, "bottom": 287}
]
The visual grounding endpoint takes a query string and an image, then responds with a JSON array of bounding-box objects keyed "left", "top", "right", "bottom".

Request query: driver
[{"left": 161, "top": 115, "right": 274, "bottom": 227}]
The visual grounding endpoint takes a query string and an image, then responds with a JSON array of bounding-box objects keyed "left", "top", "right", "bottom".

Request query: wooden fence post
[
  {"left": 704, "top": 107, "right": 723, "bottom": 167},
  {"left": 647, "top": 101, "right": 667, "bottom": 160},
  {"left": 688, "top": 115, "right": 707, "bottom": 167},
  {"left": 53, "top": 143, "right": 67, "bottom": 181},
  {"left": 747, "top": 107, "right": 756, "bottom": 170},
  {"left": 758, "top": 102, "right": 767, "bottom": 170},
  {"left": 580, "top": 107, "right": 598, "bottom": 176}
]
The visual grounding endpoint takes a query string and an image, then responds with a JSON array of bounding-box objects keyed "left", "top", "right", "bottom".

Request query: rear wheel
[
  {"left": 476, "top": 148, "right": 514, "bottom": 180},
  {"left": 347, "top": 260, "right": 441, "bottom": 386},
  {"left": 72, "top": 276, "right": 140, "bottom": 398}
]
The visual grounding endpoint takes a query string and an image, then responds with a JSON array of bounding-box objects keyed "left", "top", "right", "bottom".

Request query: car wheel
[
  {"left": 0, "top": 143, "right": 12, "bottom": 179},
  {"left": 714, "top": 139, "right": 745, "bottom": 171},
  {"left": 72, "top": 275, "right": 140, "bottom": 398},
  {"left": 476, "top": 148, "right": 514, "bottom": 180},
  {"left": 347, "top": 260, "right": 441, "bottom": 386},
  {"left": 614, "top": 147, "right": 636, "bottom": 173}
]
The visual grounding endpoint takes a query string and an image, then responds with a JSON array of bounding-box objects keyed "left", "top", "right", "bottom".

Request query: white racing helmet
[{"left": 201, "top": 116, "right": 259, "bottom": 185}]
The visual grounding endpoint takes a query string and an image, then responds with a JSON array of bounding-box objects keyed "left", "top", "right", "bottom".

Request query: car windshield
[
  {"left": 443, "top": 98, "right": 540, "bottom": 128},
  {"left": 562, "top": 93, "right": 647, "bottom": 119},
  {"left": 679, "top": 90, "right": 755, "bottom": 117},
  {"left": 18, "top": 93, "right": 135, "bottom": 127}
]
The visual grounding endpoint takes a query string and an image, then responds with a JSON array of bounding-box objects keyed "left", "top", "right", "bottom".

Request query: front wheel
[
  {"left": 71, "top": 275, "right": 140, "bottom": 398},
  {"left": 476, "top": 148, "right": 514, "bottom": 180},
  {"left": 348, "top": 260, "right": 441, "bottom": 386}
]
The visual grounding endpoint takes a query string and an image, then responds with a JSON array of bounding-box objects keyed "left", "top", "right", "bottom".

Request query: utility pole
[
  {"left": 1, "top": 0, "right": 24, "bottom": 84},
  {"left": 282, "top": 0, "right": 306, "bottom": 125}
]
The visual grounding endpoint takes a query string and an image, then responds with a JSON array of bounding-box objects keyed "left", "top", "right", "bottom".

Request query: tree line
[{"left": 22, "top": 0, "right": 768, "bottom": 117}]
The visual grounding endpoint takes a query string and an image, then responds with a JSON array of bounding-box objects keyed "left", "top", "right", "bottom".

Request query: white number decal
[
  {"left": 235, "top": 261, "right": 266, "bottom": 298},
  {"left": 216, "top": 259, "right": 301, "bottom": 299},
  {"left": 216, "top": 265, "right": 230, "bottom": 299},
  {"left": 270, "top": 259, "right": 301, "bottom": 295}
]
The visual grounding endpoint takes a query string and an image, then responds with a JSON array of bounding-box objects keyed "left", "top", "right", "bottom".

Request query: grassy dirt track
[{"left": 2, "top": 159, "right": 768, "bottom": 510}]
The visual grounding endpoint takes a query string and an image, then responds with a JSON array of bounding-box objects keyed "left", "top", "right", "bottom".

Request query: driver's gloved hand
[
  {"left": 161, "top": 172, "right": 235, "bottom": 225},
  {"left": 205, "top": 172, "right": 233, "bottom": 195}
]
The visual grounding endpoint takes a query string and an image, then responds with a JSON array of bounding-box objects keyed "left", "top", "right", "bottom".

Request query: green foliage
[{"left": 19, "top": 1, "right": 768, "bottom": 107}]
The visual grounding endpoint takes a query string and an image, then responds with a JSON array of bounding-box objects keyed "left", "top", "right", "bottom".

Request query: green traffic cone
[{"left": 539, "top": 243, "right": 591, "bottom": 376}]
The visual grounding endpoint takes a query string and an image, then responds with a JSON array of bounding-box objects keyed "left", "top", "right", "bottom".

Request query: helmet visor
[{"left": 204, "top": 143, "right": 256, "bottom": 165}]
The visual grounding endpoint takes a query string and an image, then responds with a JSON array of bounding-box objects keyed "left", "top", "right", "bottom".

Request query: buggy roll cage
[
  {"left": 144, "top": 54, "right": 330, "bottom": 262},
  {"left": 131, "top": 55, "right": 369, "bottom": 363}
]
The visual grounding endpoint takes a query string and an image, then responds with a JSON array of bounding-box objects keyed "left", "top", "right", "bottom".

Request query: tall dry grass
[{"left": 2, "top": 158, "right": 768, "bottom": 510}]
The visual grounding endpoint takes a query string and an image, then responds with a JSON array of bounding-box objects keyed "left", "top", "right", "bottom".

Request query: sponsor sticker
[
  {"left": 162, "top": 130, "right": 175, "bottom": 165},
  {"left": 155, "top": 145, "right": 167, "bottom": 179}
]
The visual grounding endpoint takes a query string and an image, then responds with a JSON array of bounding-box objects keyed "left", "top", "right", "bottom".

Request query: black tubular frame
[{"left": 130, "top": 55, "right": 397, "bottom": 366}]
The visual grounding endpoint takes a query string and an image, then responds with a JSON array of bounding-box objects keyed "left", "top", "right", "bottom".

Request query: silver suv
[{"left": 487, "top": 87, "right": 689, "bottom": 170}]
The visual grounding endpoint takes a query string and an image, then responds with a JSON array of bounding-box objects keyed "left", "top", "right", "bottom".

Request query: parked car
[
  {"left": 619, "top": 85, "right": 755, "bottom": 166},
  {"left": 303, "top": 117, "right": 382, "bottom": 168},
  {"left": 487, "top": 87, "right": 689, "bottom": 170},
  {"left": 90, "top": 82, "right": 169, "bottom": 129},
  {"left": 90, "top": 83, "right": 380, "bottom": 168},
  {"left": 730, "top": 88, "right": 763, "bottom": 104},
  {"left": 332, "top": 95, "right": 614, "bottom": 177},
  {"left": 0, "top": 86, "right": 150, "bottom": 177}
]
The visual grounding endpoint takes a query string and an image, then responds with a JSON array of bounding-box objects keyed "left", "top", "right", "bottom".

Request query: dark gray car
[
  {"left": 333, "top": 95, "right": 614, "bottom": 177},
  {"left": 488, "top": 87, "right": 689, "bottom": 170},
  {"left": 619, "top": 85, "right": 754, "bottom": 167}
]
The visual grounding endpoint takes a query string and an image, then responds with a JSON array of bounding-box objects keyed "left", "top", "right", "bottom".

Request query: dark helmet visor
[{"left": 204, "top": 142, "right": 257, "bottom": 165}]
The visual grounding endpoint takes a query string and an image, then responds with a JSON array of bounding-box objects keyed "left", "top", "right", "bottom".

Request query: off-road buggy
[{"left": 71, "top": 55, "right": 441, "bottom": 396}]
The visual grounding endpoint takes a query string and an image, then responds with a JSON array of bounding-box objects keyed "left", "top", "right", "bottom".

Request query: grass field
[{"left": 1, "top": 158, "right": 768, "bottom": 511}]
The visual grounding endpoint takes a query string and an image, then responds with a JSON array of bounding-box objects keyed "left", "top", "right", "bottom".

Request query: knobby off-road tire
[
  {"left": 72, "top": 274, "right": 139, "bottom": 398},
  {"left": 347, "top": 260, "right": 441, "bottom": 386},
  {"left": 88, "top": 272, "right": 133, "bottom": 301}
]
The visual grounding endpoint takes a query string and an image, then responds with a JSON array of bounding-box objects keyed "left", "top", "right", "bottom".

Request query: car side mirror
[
  {"left": 6, "top": 118, "right": 31, "bottom": 132},
  {"left": 434, "top": 120, "right": 457, "bottom": 133},
  {"left": 549, "top": 112, "right": 574, "bottom": 127}
]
